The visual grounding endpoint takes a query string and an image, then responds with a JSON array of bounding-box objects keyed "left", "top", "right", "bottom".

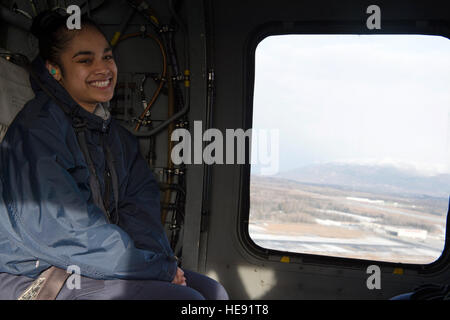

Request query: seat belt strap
[
  {"left": 18, "top": 266, "right": 70, "bottom": 300},
  {"left": 103, "top": 138, "right": 120, "bottom": 225},
  {"left": 75, "top": 126, "right": 112, "bottom": 223}
]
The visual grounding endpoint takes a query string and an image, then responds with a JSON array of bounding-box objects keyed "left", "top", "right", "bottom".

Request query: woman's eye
[
  {"left": 104, "top": 55, "right": 114, "bottom": 61},
  {"left": 78, "top": 59, "right": 91, "bottom": 64}
]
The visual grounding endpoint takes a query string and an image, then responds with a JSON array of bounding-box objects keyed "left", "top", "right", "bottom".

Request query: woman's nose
[{"left": 93, "top": 60, "right": 115, "bottom": 75}]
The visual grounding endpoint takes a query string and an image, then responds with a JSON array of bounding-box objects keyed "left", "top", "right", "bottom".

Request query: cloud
[{"left": 253, "top": 34, "right": 450, "bottom": 172}]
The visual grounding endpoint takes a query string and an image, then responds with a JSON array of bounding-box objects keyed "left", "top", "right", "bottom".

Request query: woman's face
[{"left": 46, "top": 27, "right": 118, "bottom": 113}]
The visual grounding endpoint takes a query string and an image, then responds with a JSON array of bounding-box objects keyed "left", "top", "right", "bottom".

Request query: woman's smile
[{"left": 88, "top": 78, "right": 113, "bottom": 89}]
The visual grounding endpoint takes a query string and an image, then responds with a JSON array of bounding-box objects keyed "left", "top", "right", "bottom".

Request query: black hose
[
  {"left": 168, "top": 0, "right": 190, "bottom": 114},
  {"left": 132, "top": 0, "right": 190, "bottom": 138},
  {"left": 162, "top": 29, "right": 185, "bottom": 112},
  {"left": 168, "top": 0, "right": 189, "bottom": 73},
  {"left": 132, "top": 105, "right": 189, "bottom": 137}
]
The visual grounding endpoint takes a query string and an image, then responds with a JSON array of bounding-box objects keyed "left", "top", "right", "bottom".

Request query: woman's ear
[{"left": 45, "top": 61, "right": 62, "bottom": 81}]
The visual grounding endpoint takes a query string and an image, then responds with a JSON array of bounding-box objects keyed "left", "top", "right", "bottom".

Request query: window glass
[{"left": 249, "top": 35, "right": 450, "bottom": 264}]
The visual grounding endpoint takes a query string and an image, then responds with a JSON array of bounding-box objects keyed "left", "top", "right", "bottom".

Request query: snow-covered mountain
[{"left": 277, "top": 162, "right": 450, "bottom": 198}]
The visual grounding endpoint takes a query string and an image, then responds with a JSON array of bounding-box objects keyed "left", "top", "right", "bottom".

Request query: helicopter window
[{"left": 249, "top": 34, "right": 450, "bottom": 265}]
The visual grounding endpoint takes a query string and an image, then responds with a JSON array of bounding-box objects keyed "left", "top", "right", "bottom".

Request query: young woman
[{"left": 0, "top": 10, "right": 228, "bottom": 300}]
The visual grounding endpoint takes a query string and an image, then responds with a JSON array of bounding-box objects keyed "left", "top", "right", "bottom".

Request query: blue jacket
[{"left": 0, "top": 56, "right": 177, "bottom": 281}]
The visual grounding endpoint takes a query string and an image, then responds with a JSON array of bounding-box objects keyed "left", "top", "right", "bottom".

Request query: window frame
[{"left": 238, "top": 20, "right": 450, "bottom": 274}]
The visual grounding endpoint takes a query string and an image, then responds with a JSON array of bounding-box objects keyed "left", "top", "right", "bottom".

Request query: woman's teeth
[{"left": 90, "top": 79, "right": 111, "bottom": 88}]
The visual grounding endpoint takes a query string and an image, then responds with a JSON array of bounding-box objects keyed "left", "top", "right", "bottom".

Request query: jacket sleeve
[{"left": 0, "top": 116, "right": 177, "bottom": 281}]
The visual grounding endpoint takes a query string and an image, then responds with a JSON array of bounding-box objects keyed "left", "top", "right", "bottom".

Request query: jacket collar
[{"left": 29, "top": 55, "right": 112, "bottom": 133}]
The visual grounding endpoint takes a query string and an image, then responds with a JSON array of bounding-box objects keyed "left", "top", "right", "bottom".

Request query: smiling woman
[
  {"left": 0, "top": 10, "right": 228, "bottom": 300},
  {"left": 31, "top": 11, "right": 117, "bottom": 113}
]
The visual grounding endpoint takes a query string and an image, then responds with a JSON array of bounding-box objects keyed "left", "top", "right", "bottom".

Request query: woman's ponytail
[{"left": 30, "top": 10, "right": 71, "bottom": 66}]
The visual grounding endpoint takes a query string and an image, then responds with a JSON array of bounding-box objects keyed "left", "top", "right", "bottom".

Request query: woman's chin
[{"left": 93, "top": 93, "right": 114, "bottom": 103}]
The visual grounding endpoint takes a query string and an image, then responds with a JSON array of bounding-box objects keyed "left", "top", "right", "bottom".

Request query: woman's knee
[{"left": 183, "top": 269, "right": 229, "bottom": 300}]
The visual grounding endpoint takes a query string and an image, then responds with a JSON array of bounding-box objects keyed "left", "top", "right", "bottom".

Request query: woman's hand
[{"left": 172, "top": 267, "right": 187, "bottom": 286}]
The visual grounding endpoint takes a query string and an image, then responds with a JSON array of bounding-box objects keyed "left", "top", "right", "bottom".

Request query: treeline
[{"left": 250, "top": 181, "right": 442, "bottom": 234}]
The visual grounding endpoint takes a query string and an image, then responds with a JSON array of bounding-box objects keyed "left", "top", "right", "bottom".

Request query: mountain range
[{"left": 277, "top": 162, "right": 450, "bottom": 198}]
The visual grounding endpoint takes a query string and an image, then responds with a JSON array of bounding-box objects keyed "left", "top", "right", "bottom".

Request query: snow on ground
[{"left": 248, "top": 223, "right": 442, "bottom": 263}]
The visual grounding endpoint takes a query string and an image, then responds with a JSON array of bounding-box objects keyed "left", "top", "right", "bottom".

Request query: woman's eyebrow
[
  {"left": 72, "top": 47, "right": 112, "bottom": 59},
  {"left": 72, "top": 51, "right": 93, "bottom": 58}
]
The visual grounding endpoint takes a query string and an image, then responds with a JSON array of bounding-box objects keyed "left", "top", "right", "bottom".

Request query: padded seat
[{"left": 0, "top": 55, "right": 35, "bottom": 142}]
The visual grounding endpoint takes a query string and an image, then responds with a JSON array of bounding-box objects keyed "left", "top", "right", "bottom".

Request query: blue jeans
[{"left": 0, "top": 269, "right": 229, "bottom": 300}]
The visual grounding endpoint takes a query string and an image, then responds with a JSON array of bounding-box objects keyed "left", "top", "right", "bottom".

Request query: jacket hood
[{"left": 29, "top": 55, "right": 112, "bottom": 132}]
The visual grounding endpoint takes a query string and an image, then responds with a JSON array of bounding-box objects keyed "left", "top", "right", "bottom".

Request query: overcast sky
[{"left": 251, "top": 34, "right": 450, "bottom": 176}]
